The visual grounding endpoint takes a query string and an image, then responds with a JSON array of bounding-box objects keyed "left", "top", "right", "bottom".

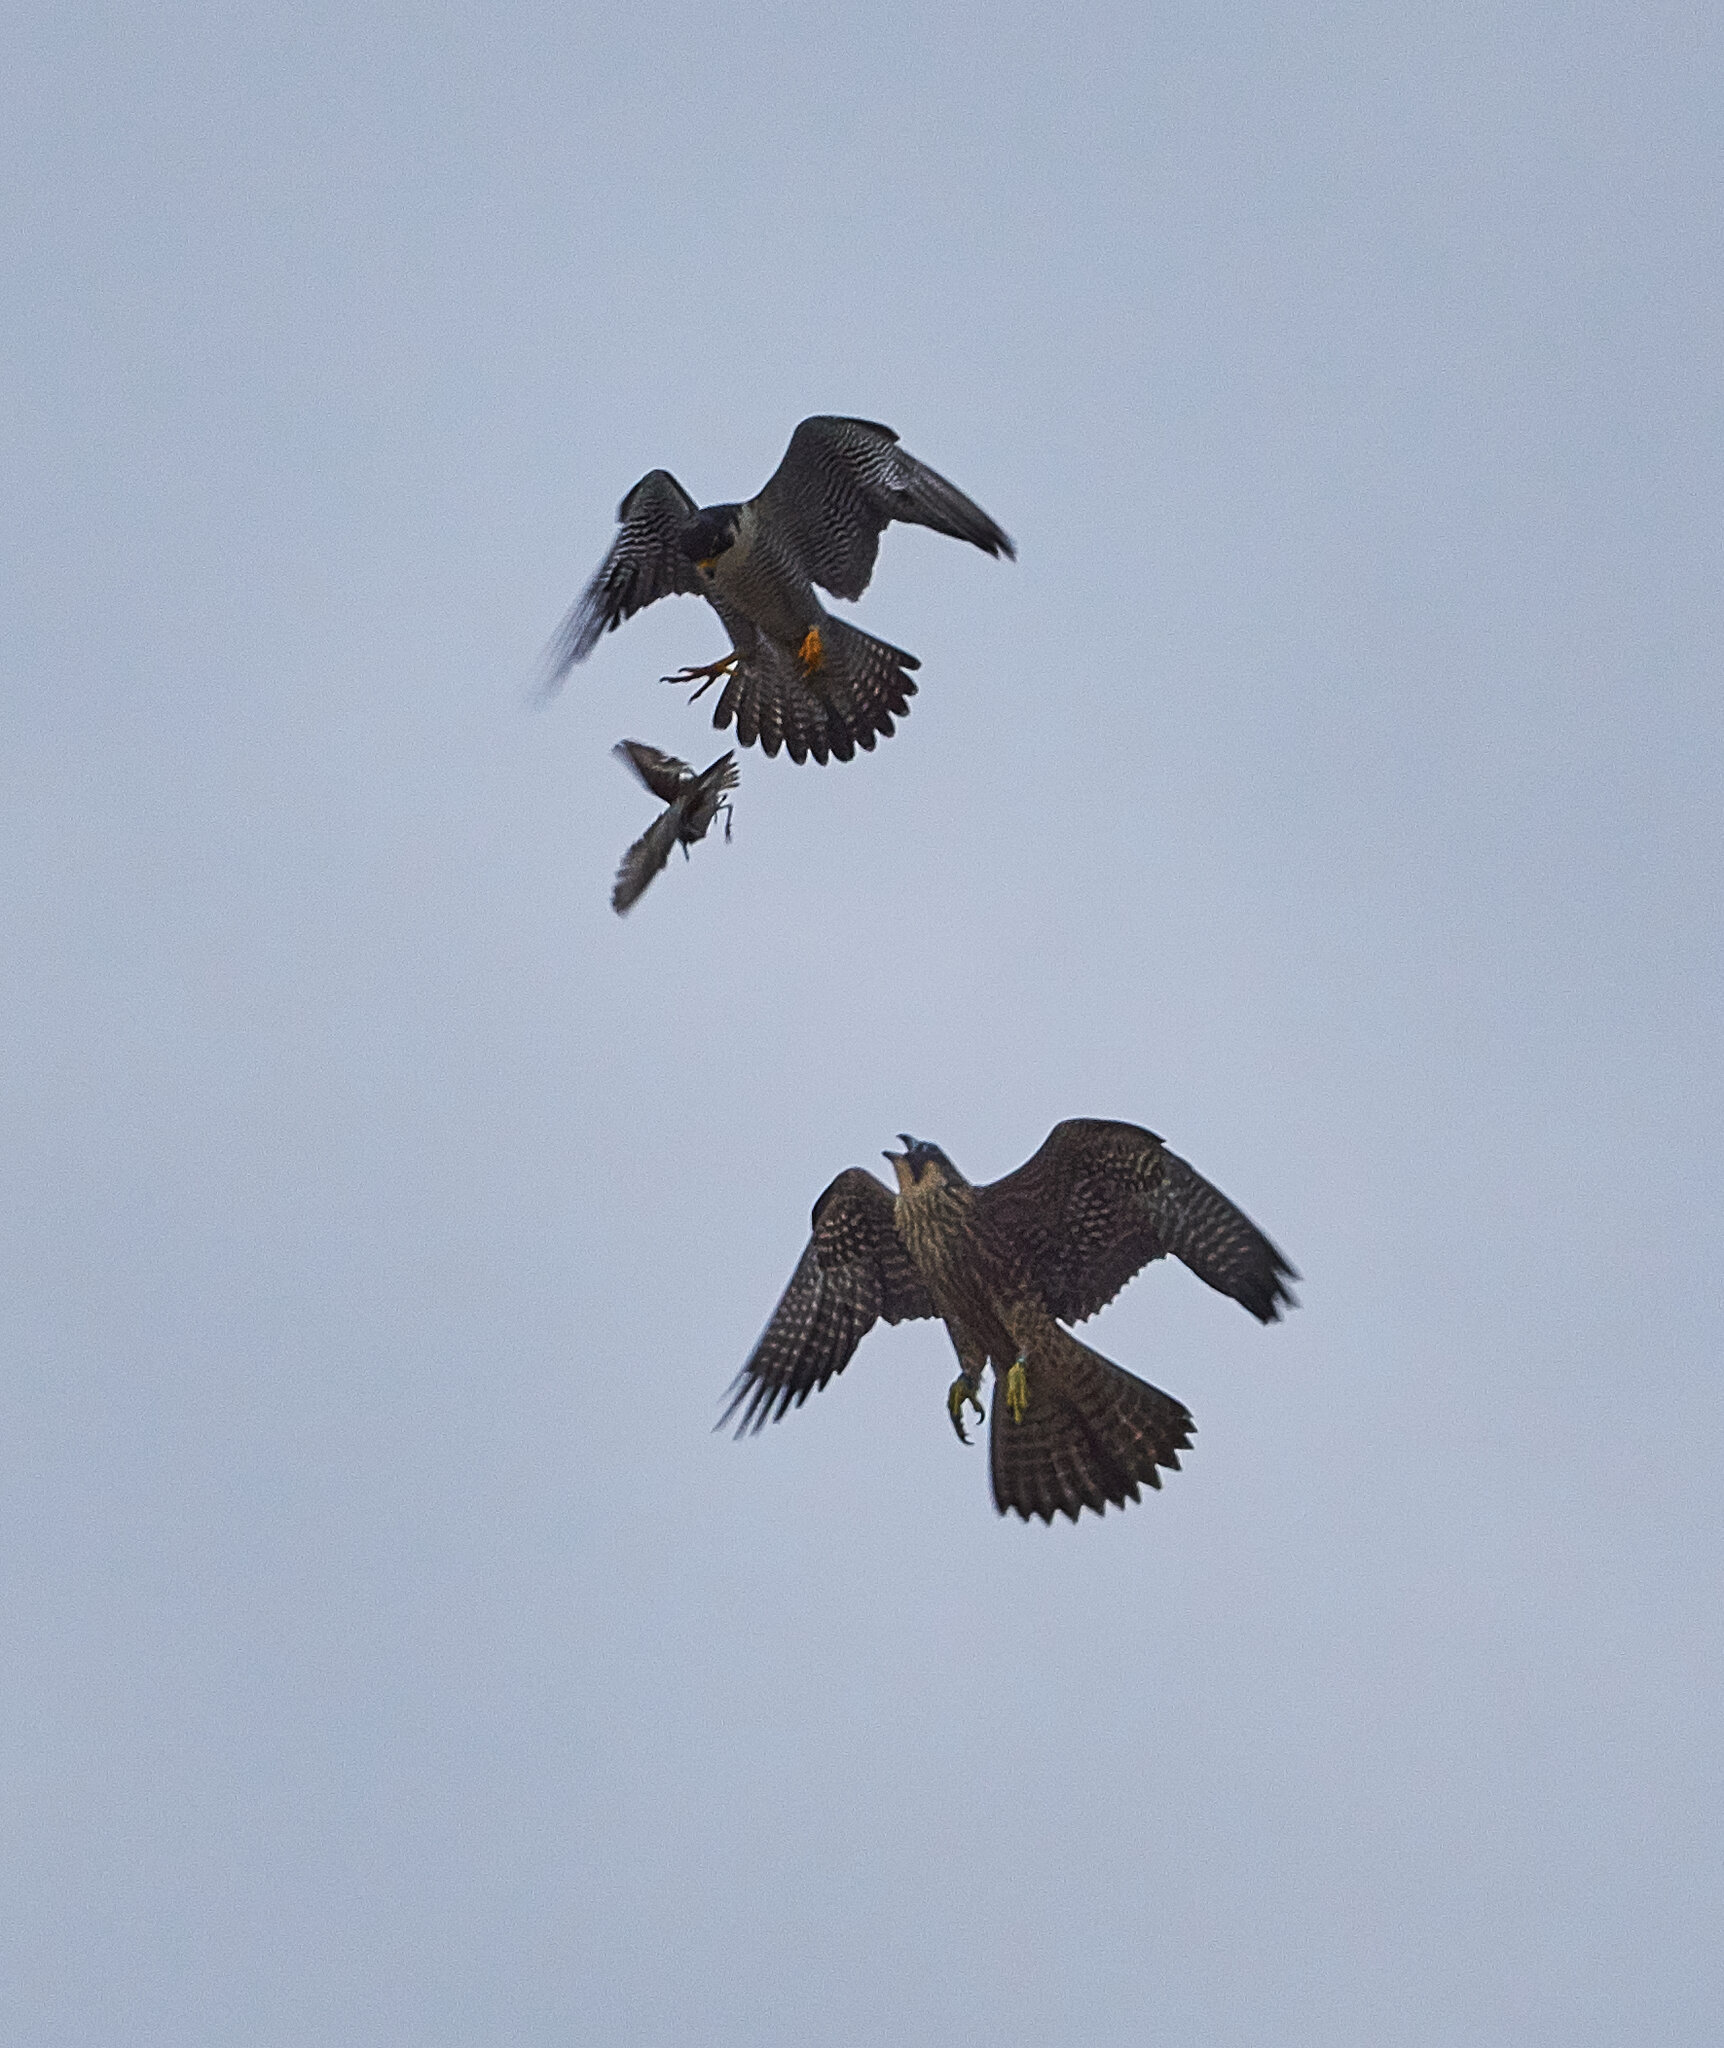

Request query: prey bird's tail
[{"left": 990, "top": 1324, "right": 1194, "bottom": 1525}]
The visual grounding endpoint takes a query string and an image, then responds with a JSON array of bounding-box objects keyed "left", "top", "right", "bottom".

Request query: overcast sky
[{"left": 4, "top": 3, "right": 1721, "bottom": 2043}]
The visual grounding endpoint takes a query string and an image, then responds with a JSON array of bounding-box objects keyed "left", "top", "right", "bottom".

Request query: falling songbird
[
  {"left": 722, "top": 1121, "right": 1298, "bottom": 1523},
  {"left": 610, "top": 740, "right": 737, "bottom": 916},
  {"left": 544, "top": 416, "right": 1014, "bottom": 765}
]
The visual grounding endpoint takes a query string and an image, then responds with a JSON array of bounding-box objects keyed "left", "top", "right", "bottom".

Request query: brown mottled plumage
[{"left": 722, "top": 1120, "right": 1298, "bottom": 1524}]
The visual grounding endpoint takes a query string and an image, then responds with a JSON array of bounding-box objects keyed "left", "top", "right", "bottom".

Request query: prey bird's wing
[
  {"left": 543, "top": 470, "right": 704, "bottom": 692},
  {"left": 978, "top": 1119, "right": 1298, "bottom": 1326},
  {"left": 720, "top": 1168, "right": 936, "bottom": 1435},
  {"left": 613, "top": 739, "right": 695, "bottom": 805},
  {"left": 611, "top": 800, "right": 685, "bottom": 915},
  {"left": 754, "top": 415, "right": 1015, "bottom": 602}
]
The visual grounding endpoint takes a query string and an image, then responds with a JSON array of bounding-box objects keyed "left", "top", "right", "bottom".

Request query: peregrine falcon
[
  {"left": 544, "top": 416, "right": 1014, "bottom": 765},
  {"left": 609, "top": 740, "right": 737, "bottom": 915},
  {"left": 722, "top": 1120, "right": 1297, "bottom": 1523}
]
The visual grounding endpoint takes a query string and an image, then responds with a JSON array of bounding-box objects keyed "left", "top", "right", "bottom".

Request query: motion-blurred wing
[
  {"left": 543, "top": 470, "right": 703, "bottom": 692},
  {"left": 610, "top": 801, "right": 684, "bottom": 916},
  {"left": 613, "top": 739, "right": 695, "bottom": 805},
  {"left": 754, "top": 415, "right": 1015, "bottom": 601},
  {"left": 720, "top": 1168, "right": 936, "bottom": 1434},
  {"left": 978, "top": 1119, "right": 1298, "bottom": 1326}
]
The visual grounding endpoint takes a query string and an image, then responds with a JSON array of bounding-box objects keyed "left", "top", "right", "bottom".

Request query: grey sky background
[{"left": 4, "top": 3, "right": 1721, "bottom": 2042}]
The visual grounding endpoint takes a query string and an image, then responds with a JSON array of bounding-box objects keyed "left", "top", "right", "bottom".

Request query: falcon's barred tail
[
  {"left": 989, "top": 1326, "right": 1194, "bottom": 1525},
  {"left": 814, "top": 619, "right": 920, "bottom": 754},
  {"left": 709, "top": 622, "right": 918, "bottom": 765},
  {"left": 711, "top": 646, "right": 837, "bottom": 765}
]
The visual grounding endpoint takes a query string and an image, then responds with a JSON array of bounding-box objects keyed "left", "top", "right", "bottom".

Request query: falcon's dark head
[
  {"left": 680, "top": 503, "right": 742, "bottom": 572},
  {"left": 882, "top": 1135, "right": 967, "bottom": 1193}
]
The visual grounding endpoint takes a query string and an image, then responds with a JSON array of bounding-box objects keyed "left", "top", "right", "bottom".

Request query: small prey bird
[
  {"left": 610, "top": 740, "right": 737, "bottom": 916},
  {"left": 544, "top": 415, "right": 1014, "bottom": 765},
  {"left": 722, "top": 1121, "right": 1298, "bottom": 1523}
]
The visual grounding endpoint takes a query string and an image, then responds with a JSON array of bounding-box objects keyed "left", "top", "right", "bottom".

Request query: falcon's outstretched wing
[
  {"left": 979, "top": 1119, "right": 1299, "bottom": 1327},
  {"left": 543, "top": 470, "right": 703, "bottom": 693},
  {"left": 721, "top": 1168, "right": 936, "bottom": 1435},
  {"left": 754, "top": 416, "right": 1015, "bottom": 602},
  {"left": 612, "top": 739, "right": 694, "bottom": 806}
]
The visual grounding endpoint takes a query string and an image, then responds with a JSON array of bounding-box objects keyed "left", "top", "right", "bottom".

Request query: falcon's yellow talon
[
  {"left": 661, "top": 653, "right": 740, "bottom": 701},
  {"left": 1006, "top": 1357, "right": 1030, "bottom": 1424},
  {"left": 797, "top": 625, "right": 824, "bottom": 674},
  {"left": 947, "top": 1373, "right": 985, "bottom": 1445}
]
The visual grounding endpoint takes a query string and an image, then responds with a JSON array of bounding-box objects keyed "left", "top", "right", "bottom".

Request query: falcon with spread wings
[
  {"left": 544, "top": 416, "right": 1014, "bottom": 765},
  {"left": 609, "top": 740, "right": 737, "bottom": 915},
  {"left": 722, "top": 1121, "right": 1298, "bottom": 1523}
]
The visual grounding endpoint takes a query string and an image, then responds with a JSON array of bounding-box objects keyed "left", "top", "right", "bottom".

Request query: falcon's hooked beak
[{"left": 883, "top": 1135, "right": 916, "bottom": 1189}]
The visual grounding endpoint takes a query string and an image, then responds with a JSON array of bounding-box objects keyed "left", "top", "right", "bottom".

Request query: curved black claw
[{"left": 947, "top": 1373, "right": 985, "bottom": 1445}]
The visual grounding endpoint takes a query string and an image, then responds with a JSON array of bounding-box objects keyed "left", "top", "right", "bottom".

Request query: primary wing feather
[
  {"left": 613, "top": 740, "right": 694, "bottom": 805},
  {"left": 610, "top": 800, "right": 685, "bottom": 915},
  {"left": 979, "top": 1119, "right": 1298, "bottom": 1326},
  {"left": 543, "top": 469, "right": 703, "bottom": 692},
  {"left": 720, "top": 1168, "right": 936, "bottom": 1435},
  {"left": 755, "top": 416, "right": 1015, "bottom": 601}
]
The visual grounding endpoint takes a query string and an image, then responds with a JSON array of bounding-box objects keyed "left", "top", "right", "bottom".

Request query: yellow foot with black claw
[
  {"left": 947, "top": 1373, "right": 985, "bottom": 1445},
  {"left": 1006, "top": 1357, "right": 1030, "bottom": 1424},
  {"left": 661, "top": 654, "right": 740, "bottom": 701},
  {"left": 797, "top": 625, "right": 824, "bottom": 675}
]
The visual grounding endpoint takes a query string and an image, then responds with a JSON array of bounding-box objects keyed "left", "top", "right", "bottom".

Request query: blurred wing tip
[
  {"left": 538, "top": 619, "right": 601, "bottom": 697},
  {"left": 1256, "top": 1272, "right": 1300, "bottom": 1322},
  {"left": 715, "top": 1375, "right": 761, "bottom": 1436}
]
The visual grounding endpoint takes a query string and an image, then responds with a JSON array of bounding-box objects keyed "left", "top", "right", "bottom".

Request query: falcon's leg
[
  {"left": 1005, "top": 1355, "right": 1030, "bottom": 1425},
  {"left": 945, "top": 1319, "right": 988, "bottom": 1446},
  {"left": 662, "top": 653, "right": 740, "bottom": 701},
  {"left": 999, "top": 1304, "right": 1049, "bottom": 1426}
]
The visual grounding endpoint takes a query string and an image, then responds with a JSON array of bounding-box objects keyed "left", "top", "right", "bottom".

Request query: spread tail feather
[
  {"left": 989, "top": 1326, "right": 1194, "bottom": 1524},
  {"left": 813, "top": 618, "right": 919, "bottom": 752},
  {"left": 710, "top": 620, "right": 917, "bottom": 765}
]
